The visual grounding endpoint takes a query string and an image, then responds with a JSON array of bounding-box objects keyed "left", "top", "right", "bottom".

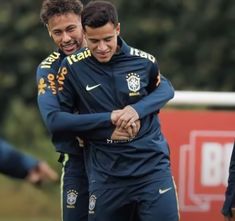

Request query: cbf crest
[
  {"left": 66, "top": 190, "right": 78, "bottom": 208},
  {"left": 89, "top": 194, "right": 96, "bottom": 214},
  {"left": 126, "top": 73, "right": 140, "bottom": 96}
]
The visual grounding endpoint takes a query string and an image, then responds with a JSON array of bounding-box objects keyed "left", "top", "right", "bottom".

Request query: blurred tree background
[{"left": 0, "top": 0, "right": 234, "bottom": 220}]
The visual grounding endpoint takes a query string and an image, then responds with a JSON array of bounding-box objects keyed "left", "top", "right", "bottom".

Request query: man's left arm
[
  {"left": 113, "top": 75, "right": 174, "bottom": 128},
  {"left": 130, "top": 59, "right": 174, "bottom": 118},
  {"left": 130, "top": 74, "right": 174, "bottom": 118}
]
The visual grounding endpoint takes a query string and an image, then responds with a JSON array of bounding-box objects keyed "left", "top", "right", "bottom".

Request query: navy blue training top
[
  {"left": 36, "top": 50, "right": 113, "bottom": 155},
  {"left": 57, "top": 37, "right": 175, "bottom": 189},
  {"left": 222, "top": 141, "right": 235, "bottom": 216}
]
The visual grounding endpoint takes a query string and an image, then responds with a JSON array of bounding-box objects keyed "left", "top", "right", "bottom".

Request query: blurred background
[{"left": 0, "top": 0, "right": 234, "bottom": 220}]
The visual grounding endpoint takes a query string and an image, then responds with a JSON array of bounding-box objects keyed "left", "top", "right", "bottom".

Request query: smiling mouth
[
  {"left": 97, "top": 51, "right": 110, "bottom": 57},
  {"left": 63, "top": 43, "right": 75, "bottom": 49},
  {"left": 62, "top": 43, "right": 78, "bottom": 54}
]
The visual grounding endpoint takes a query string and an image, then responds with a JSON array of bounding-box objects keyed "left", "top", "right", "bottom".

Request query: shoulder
[
  {"left": 37, "top": 51, "right": 62, "bottom": 79},
  {"left": 37, "top": 51, "right": 62, "bottom": 71},
  {"left": 129, "top": 47, "right": 156, "bottom": 64},
  {"left": 64, "top": 48, "right": 92, "bottom": 66}
]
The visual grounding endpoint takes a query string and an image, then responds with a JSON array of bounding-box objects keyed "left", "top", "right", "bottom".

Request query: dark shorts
[
  {"left": 60, "top": 153, "right": 89, "bottom": 221},
  {"left": 88, "top": 176, "right": 179, "bottom": 221}
]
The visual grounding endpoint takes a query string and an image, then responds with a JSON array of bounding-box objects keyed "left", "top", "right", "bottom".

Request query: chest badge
[{"left": 126, "top": 73, "right": 140, "bottom": 96}]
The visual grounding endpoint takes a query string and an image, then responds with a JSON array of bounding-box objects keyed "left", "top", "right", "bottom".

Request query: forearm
[
  {"left": 0, "top": 140, "right": 38, "bottom": 179},
  {"left": 47, "top": 111, "right": 112, "bottom": 134},
  {"left": 131, "top": 75, "right": 174, "bottom": 119},
  {"left": 37, "top": 97, "right": 112, "bottom": 135}
]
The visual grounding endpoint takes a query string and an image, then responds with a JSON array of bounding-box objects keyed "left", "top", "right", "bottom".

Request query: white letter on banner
[
  {"left": 222, "top": 143, "right": 233, "bottom": 186},
  {"left": 201, "top": 142, "right": 222, "bottom": 186}
]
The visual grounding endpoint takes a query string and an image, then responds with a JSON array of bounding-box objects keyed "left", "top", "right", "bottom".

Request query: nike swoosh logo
[
  {"left": 86, "top": 84, "right": 101, "bottom": 91},
  {"left": 159, "top": 187, "right": 172, "bottom": 194}
]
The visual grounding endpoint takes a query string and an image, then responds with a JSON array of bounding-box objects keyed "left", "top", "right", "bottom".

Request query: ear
[
  {"left": 46, "top": 24, "right": 52, "bottom": 37},
  {"left": 116, "top": 23, "right": 120, "bottom": 35},
  {"left": 83, "top": 29, "right": 87, "bottom": 40}
]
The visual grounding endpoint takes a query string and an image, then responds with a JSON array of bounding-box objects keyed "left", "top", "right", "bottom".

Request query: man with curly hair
[{"left": 37, "top": 1, "right": 135, "bottom": 220}]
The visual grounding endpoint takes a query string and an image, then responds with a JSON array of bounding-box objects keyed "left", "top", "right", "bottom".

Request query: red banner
[{"left": 160, "top": 109, "right": 235, "bottom": 221}]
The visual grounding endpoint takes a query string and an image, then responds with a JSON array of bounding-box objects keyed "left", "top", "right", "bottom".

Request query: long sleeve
[
  {"left": 36, "top": 64, "right": 113, "bottom": 139},
  {"left": 0, "top": 139, "right": 38, "bottom": 179},
  {"left": 222, "top": 141, "right": 235, "bottom": 216},
  {"left": 131, "top": 75, "right": 174, "bottom": 119}
]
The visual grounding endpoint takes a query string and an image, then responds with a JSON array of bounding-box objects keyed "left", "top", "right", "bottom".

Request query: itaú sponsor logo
[{"left": 178, "top": 130, "right": 235, "bottom": 212}]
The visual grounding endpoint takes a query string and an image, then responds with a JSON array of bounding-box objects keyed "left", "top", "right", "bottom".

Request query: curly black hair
[{"left": 40, "top": 0, "right": 83, "bottom": 25}]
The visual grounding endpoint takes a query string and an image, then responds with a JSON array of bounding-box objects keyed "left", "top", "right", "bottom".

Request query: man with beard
[{"left": 37, "top": 1, "right": 136, "bottom": 220}]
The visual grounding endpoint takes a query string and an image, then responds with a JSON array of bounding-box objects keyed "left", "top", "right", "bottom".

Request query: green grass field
[{"left": 0, "top": 176, "right": 60, "bottom": 221}]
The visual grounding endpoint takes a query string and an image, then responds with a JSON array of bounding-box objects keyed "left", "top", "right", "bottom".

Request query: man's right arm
[
  {"left": 37, "top": 64, "right": 134, "bottom": 140},
  {"left": 36, "top": 65, "right": 112, "bottom": 135}
]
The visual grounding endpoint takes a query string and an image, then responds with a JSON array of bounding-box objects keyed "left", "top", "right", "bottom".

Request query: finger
[
  {"left": 111, "top": 111, "right": 120, "bottom": 124},
  {"left": 118, "top": 118, "right": 129, "bottom": 129},
  {"left": 118, "top": 136, "right": 130, "bottom": 140},
  {"left": 131, "top": 122, "right": 138, "bottom": 136},
  {"left": 115, "top": 106, "right": 138, "bottom": 127},
  {"left": 135, "top": 120, "right": 141, "bottom": 132},
  {"left": 112, "top": 110, "right": 126, "bottom": 126},
  {"left": 115, "top": 116, "right": 124, "bottom": 127},
  {"left": 111, "top": 133, "right": 130, "bottom": 140},
  {"left": 126, "top": 126, "right": 134, "bottom": 138},
  {"left": 124, "top": 119, "right": 135, "bottom": 129},
  {"left": 115, "top": 130, "right": 130, "bottom": 136},
  {"left": 26, "top": 170, "right": 41, "bottom": 184},
  {"left": 111, "top": 127, "right": 130, "bottom": 140},
  {"left": 38, "top": 162, "right": 59, "bottom": 181},
  {"left": 123, "top": 113, "right": 139, "bottom": 129}
]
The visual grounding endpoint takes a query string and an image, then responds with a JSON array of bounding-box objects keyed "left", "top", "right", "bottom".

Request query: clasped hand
[{"left": 111, "top": 105, "right": 140, "bottom": 140}]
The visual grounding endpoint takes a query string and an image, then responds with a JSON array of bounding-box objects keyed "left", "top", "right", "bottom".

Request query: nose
[
  {"left": 97, "top": 41, "right": 108, "bottom": 51},
  {"left": 62, "top": 32, "right": 71, "bottom": 43}
]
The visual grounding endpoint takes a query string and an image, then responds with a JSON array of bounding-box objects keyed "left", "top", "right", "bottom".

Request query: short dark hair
[
  {"left": 40, "top": 0, "right": 83, "bottom": 25},
  {"left": 81, "top": 1, "right": 118, "bottom": 30}
]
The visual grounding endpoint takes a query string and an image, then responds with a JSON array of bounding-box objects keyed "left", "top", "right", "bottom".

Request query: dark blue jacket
[
  {"left": 222, "top": 141, "right": 235, "bottom": 216},
  {"left": 0, "top": 139, "right": 38, "bottom": 179},
  {"left": 36, "top": 50, "right": 112, "bottom": 155},
  {"left": 57, "top": 37, "right": 175, "bottom": 189}
]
